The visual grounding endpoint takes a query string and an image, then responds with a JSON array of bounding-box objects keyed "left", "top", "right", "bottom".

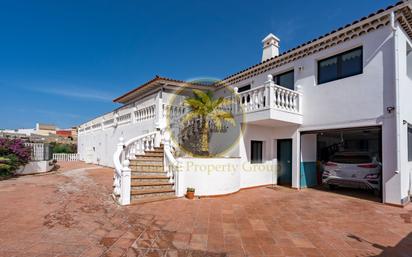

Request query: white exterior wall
[
  {"left": 77, "top": 20, "right": 412, "bottom": 205},
  {"left": 229, "top": 26, "right": 394, "bottom": 129},
  {"left": 16, "top": 161, "right": 54, "bottom": 175},
  {"left": 176, "top": 157, "right": 242, "bottom": 196},
  {"left": 227, "top": 26, "right": 409, "bottom": 205},
  {"left": 239, "top": 124, "right": 299, "bottom": 188},
  {"left": 397, "top": 26, "right": 412, "bottom": 203},
  {"left": 78, "top": 93, "right": 160, "bottom": 167},
  {"left": 176, "top": 124, "right": 299, "bottom": 196}
]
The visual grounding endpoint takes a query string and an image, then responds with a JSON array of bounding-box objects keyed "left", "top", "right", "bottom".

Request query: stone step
[
  {"left": 132, "top": 174, "right": 168, "bottom": 178},
  {"left": 137, "top": 153, "right": 163, "bottom": 158},
  {"left": 131, "top": 175, "right": 170, "bottom": 183},
  {"left": 132, "top": 172, "right": 166, "bottom": 176},
  {"left": 131, "top": 181, "right": 173, "bottom": 187},
  {"left": 146, "top": 149, "right": 163, "bottom": 153},
  {"left": 131, "top": 188, "right": 175, "bottom": 195},
  {"left": 131, "top": 183, "right": 174, "bottom": 190},
  {"left": 130, "top": 195, "right": 177, "bottom": 205},
  {"left": 129, "top": 161, "right": 163, "bottom": 167},
  {"left": 131, "top": 166, "right": 164, "bottom": 173},
  {"left": 132, "top": 172, "right": 167, "bottom": 177},
  {"left": 131, "top": 188, "right": 175, "bottom": 200},
  {"left": 134, "top": 156, "right": 163, "bottom": 162}
]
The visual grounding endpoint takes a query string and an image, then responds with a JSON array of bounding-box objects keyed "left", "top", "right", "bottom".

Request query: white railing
[
  {"left": 53, "top": 153, "right": 79, "bottom": 161},
  {"left": 163, "top": 132, "right": 181, "bottom": 194},
  {"left": 79, "top": 94, "right": 159, "bottom": 135},
  {"left": 112, "top": 131, "right": 162, "bottom": 205},
  {"left": 24, "top": 143, "right": 51, "bottom": 161},
  {"left": 233, "top": 74, "right": 302, "bottom": 115},
  {"left": 134, "top": 104, "right": 156, "bottom": 123}
]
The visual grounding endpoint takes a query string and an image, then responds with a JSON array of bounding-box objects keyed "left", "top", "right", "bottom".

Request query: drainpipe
[{"left": 391, "top": 11, "right": 404, "bottom": 202}]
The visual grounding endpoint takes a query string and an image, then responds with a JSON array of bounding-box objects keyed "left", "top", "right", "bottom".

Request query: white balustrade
[
  {"left": 24, "top": 143, "right": 51, "bottom": 161},
  {"left": 134, "top": 105, "right": 156, "bottom": 122},
  {"left": 113, "top": 131, "right": 162, "bottom": 205},
  {"left": 233, "top": 77, "right": 301, "bottom": 114},
  {"left": 53, "top": 153, "right": 79, "bottom": 161},
  {"left": 117, "top": 113, "right": 132, "bottom": 124},
  {"left": 163, "top": 131, "right": 181, "bottom": 193}
]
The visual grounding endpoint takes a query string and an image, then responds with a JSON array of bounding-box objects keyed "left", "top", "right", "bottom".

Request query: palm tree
[{"left": 182, "top": 89, "right": 235, "bottom": 155}]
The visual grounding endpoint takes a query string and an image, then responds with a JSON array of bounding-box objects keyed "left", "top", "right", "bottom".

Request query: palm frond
[
  {"left": 184, "top": 98, "right": 204, "bottom": 110},
  {"left": 193, "top": 89, "right": 212, "bottom": 106},
  {"left": 209, "top": 116, "right": 223, "bottom": 131},
  {"left": 181, "top": 111, "right": 201, "bottom": 125},
  {"left": 210, "top": 110, "right": 236, "bottom": 126}
]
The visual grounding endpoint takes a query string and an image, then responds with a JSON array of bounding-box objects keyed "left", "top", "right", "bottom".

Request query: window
[
  {"left": 274, "top": 70, "right": 294, "bottom": 90},
  {"left": 237, "top": 84, "right": 251, "bottom": 93},
  {"left": 408, "top": 126, "right": 412, "bottom": 161},
  {"left": 251, "top": 140, "right": 263, "bottom": 163},
  {"left": 318, "top": 47, "right": 363, "bottom": 84}
]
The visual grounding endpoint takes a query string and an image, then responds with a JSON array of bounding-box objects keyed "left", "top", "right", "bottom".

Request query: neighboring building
[
  {"left": 35, "top": 123, "right": 57, "bottom": 136},
  {"left": 0, "top": 128, "right": 35, "bottom": 137},
  {"left": 56, "top": 130, "right": 72, "bottom": 137},
  {"left": 78, "top": 1, "right": 412, "bottom": 206},
  {"left": 1, "top": 124, "right": 77, "bottom": 144},
  {"left": 0, "top": 130, "right": 29, "bottom": 139}
]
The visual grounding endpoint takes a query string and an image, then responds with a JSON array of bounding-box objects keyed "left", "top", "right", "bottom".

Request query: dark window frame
[
  {"left": 251, "top": 140, "right": 263, "bottom": 164},
  {"left": 317, "top": 46, "right": 363, "bottom": 85},
  {"left": 237, "top": 84, "right": 251, "bottom": 93},
  {"left": 408, "top": 126, "right": 412, "bottom": 162},
  {"left": 274, "top": 69, "right": 295, "bottom": 90}
]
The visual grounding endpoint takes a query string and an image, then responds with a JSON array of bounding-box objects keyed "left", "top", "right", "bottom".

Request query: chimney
[{"left": 261, "top": 33, "right": 280, "bottom": 62}]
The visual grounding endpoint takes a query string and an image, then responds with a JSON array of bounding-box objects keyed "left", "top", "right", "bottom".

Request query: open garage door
[{"left": 301, "top": 126, "right": 382, "bottom": 202}]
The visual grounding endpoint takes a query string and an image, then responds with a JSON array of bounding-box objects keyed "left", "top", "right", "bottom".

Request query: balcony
[{"left": 228, "top": 75, "right": 303, "bottom": 126}]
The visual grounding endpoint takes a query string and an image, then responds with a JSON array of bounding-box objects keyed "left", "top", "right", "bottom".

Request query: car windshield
[{"left": 330, "top": 154, "right": 372, "bottom": 164}]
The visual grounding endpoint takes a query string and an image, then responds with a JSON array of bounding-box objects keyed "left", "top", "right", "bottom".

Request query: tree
[
  {"left": 0, "top": 138, "right": 31, "bottom": 176},
  {"left": 182, "top": 89, "right": 235, "bottom": 155}
]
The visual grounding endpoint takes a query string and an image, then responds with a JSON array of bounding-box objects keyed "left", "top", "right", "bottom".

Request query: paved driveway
[{"left": 0, "top": 162, "right": 411, "bottom": 257}]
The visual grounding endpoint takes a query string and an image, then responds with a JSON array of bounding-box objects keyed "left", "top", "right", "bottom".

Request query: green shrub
[
  {"left": 51, "top": 143, "right": 77, "bottom": 154},
  {"left": 0, "top": 138, "right": 31, "bottom": 177}
]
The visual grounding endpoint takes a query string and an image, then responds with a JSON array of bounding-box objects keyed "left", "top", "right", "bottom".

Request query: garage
[{"left": 300, "top": 126, "right": 382, "bottom": 202}]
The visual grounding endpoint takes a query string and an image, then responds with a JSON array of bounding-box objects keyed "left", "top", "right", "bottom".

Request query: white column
[
  {"left": 155, "top": 92, "right": 163, "bottom": 129},
  {"left": 291, "top": 131, "right": 301, "bottom": 189},
  {"left": 120, "top": 160, "right": 131, "bottom": 205}
]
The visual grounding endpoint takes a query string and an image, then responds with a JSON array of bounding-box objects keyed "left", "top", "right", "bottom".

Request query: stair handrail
[
  {"left": 162, "top": 131, "right": 181, "bottom": 196},
  {"left": 113, "top": 131, "right": 161, "bottom": 205}
]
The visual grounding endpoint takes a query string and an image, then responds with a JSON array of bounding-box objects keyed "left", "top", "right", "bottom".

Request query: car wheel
[{"left": 328, "top": 184, "right": 338, "bottom": 190}]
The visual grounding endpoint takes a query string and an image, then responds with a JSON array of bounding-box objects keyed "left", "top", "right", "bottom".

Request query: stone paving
[{"left": 0, "top": 162, "right": 411, "bottom": 257}]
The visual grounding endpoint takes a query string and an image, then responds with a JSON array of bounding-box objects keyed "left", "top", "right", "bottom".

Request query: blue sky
[{"left": 0, "top": 0, "right": 395, "bottom": 129}]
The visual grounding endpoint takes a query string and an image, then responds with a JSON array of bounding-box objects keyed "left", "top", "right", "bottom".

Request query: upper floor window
[
  {"left": 318, "top": 47, "right": 363, "bottom": 84},
  {"left": 274, "top": 70, "right": 294, "bottom": 90},
  {"left": 237, "top": 84, "right": 251, "bottom": 93}
]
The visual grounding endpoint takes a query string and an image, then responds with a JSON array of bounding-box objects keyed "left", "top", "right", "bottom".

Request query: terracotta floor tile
[
  {"left": 280, "top": 247, "right": 305, "bottom": 257},
  {"left": 0, "top": 162, "right": 411, "bottom": 257}
]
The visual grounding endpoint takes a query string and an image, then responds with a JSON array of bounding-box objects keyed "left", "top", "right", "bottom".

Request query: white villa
[{"left": 78, "top": 1, "right": 412, "bottom": 207}]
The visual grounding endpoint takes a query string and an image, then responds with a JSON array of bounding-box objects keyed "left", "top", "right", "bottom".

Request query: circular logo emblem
[{"left": 165, "top": 78, "right": 245, "bottom": 157}]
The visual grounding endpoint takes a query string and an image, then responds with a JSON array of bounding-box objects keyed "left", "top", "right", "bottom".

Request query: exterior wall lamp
[{"left": 386, "top": 106, "right": 395, "bottom": 113}]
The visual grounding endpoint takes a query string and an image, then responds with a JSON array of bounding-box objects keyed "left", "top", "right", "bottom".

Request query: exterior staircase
[{"left": 129, "top": 145, "right": 176, "bottom": 204}]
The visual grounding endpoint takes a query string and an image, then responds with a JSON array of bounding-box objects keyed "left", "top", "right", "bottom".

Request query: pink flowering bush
[{"left": 0, "top": 138, "right": 31, "bottom": 176}]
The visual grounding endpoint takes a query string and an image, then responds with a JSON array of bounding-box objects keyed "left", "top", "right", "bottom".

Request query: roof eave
[{"left": 221, "top": 1, "right": 411, "bottom": 85}]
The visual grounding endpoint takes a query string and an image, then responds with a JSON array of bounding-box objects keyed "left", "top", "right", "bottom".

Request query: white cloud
[{"left": 27, "top": 86, "right": 115, "bottom": 102}]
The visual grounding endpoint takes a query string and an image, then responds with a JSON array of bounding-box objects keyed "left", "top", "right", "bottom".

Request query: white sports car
[{"left": 322, "top": 152, "right": 381, "bottom": 194}]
